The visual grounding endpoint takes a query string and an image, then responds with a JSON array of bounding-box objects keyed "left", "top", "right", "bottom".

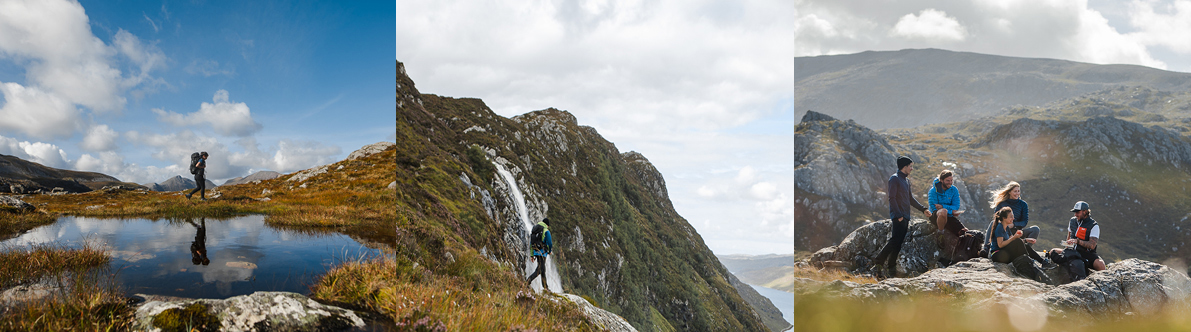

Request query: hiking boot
[
  {"left": 1041, "top": 259, "right": 1058, "bottom": 269},
  {"left": 185, "top": 193, "right": 192, "bottom": 199}
]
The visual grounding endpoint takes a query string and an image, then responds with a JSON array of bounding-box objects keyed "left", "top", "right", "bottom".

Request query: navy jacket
[
  {"left": 888, "top": 171, "right": 926, "bottom": 221},
  {"left": 995, "top": 199, "right": 1030, "bottom": 228}
]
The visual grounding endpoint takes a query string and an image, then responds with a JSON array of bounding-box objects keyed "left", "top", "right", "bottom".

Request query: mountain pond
[{"left": 0, "top": 215, "right": 383, "bottom": 299}]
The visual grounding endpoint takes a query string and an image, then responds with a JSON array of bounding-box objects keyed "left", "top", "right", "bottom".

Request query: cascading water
[{"left": 494, "top": 162, "right": 562, "bottom": 293}]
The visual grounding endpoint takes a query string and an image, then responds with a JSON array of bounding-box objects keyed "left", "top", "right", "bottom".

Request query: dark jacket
[
  {"left": 194, "top": 158, "right": 206, "bottom": 178},
  {"left": 995, "top": 199, "right": 1030, "bottom": 228},
  {"left": 1069, "top": 217, "right": 1099, "bottom": 254},
  {"left": 888, "top": 171, "right": 926, "bottom": 221}
]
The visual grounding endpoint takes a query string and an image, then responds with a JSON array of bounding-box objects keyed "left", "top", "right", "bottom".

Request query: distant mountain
[
  {"left": 147, "top": 176, "right": 218, "bottom": 192},
  {"left": 0, "top": 154, "right": 143, "bottom": 193},
  {"left": 222, "top": 171, "right": 281, "bottom": 186},
  {"left": 796, "top": 48, "right": 1191, "bottom": 130}
]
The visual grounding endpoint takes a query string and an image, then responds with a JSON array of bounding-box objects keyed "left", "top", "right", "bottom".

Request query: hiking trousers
[
  {"left": 1009, "top": 226, "right": 1047, "bottom": 264},
  {"left": 188, "top": 175, "right": 206, "bottom": 199},
  {"left": 527, "top": 255, "right": 548, "bottom": 290},
  {"left": 874, "top": 218, "right": 909, "bottom": 270}
]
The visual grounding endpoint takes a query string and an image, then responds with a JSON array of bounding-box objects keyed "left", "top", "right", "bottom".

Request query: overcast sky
[
  {"left": 398, "top": 0, "right": 795, "bottom": 256},
  {"left": 0, "top": 0, "right": 395, "bottom": 185},
  {"left": 796, "top": 0, "right": 1191, "bottom": 73}
]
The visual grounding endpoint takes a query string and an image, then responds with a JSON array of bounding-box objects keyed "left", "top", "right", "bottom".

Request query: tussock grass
[
  {"left": 0, "top": 246, "right": 131, "bottom": 331},
  {"left": 0, "top": 243, "right": 110, "bottom": 289}
]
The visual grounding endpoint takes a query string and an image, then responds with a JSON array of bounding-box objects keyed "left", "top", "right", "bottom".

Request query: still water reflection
[{"left": 0, "top": 215, "right": 380, "bottom": 299}]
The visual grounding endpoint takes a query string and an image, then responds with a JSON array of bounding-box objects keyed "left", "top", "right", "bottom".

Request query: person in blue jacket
[
  {"left": 527, "top": 218, "right": 553, "bottom": 291},
  {"left": 928, "top": 169, "right": 967, "bottom": 237}
]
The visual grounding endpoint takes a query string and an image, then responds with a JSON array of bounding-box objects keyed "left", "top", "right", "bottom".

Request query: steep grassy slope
[{"left": 397, "top": 61, "right": 768, "bottom": 331}]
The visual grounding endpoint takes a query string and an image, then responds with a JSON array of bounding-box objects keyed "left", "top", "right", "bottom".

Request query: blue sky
[
  {"left": 398, "top": 0, "right": 795, "bottom": 256},
  {"left": 0, "top": 0, "right": 395, "bottom": 184}
]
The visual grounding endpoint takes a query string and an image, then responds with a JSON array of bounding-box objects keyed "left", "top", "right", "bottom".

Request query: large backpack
[
  {"left": 530, "top": 223, "right": 546, "bottom": 250},
  {"left": 189, "top": 152, "right": 201, "bottom": 175}
]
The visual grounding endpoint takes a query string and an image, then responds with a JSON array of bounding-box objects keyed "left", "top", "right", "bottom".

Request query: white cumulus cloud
[
  {"left": 892, "top": 9, "right": 967, "bottom": 41},
  {"left": 0, "top": 135, "right": 70, "bottom": 169},
  {"left": 153, "top": 90, "right": 262, "bottom": 137},
  {"left": 80, "top": 124, "right": 119, "bottom": 152},
  {"left": 0, "top": 82, "right": 81, "bottom": 139}
]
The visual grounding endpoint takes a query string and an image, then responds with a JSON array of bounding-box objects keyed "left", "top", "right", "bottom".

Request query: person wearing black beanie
[{"left": 871, "top": 156, "right": 929, "bottom": 278}]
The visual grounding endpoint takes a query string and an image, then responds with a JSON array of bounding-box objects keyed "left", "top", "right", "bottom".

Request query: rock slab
[{"left": 132, "top": 291, "right": 365, "bottom": 332}]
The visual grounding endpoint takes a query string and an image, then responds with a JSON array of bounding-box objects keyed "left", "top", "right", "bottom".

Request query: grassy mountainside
[
  {"left": 0, "top": 154, "right": 145, "bottom": 193},
  {"left": 796, "top": 48, "right": 1191, "bottom": 130},
  {"left": 396, "top": 61, "right": 768, "bottom": 331}
]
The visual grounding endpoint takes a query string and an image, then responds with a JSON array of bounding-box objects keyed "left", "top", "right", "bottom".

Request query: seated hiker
[
  {"left": 928, "top": 169, "right": 967, "bottom": 237},
  {"left": 991, "top": 181, "right": 1050, "bottom": 267},
  {"left": 990, "top": 207, "right": 1051, "bottom": 283},
  {"left": 1067, "top": 201, "right": 1106, "bottom": 271}
]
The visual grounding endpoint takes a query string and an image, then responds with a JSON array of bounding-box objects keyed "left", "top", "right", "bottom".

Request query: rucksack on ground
[
  {"left": 530, "top": 223, "right": 545, "bottom": 250},
  {"left": 189, "top": 152, "right": 201, "bottom": 175}
]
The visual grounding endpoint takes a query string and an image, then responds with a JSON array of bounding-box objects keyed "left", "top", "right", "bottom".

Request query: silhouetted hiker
[
  {"left": 990, "top": 207, "right": 1051, "bottom": 284},
  {"left": 928, "top": 169, "right": 967, "bottom": 236},
  {"left": 1067, "top": 201, "right": 1105, "bottom": 271},
  {"left": 187, "top": 152, "right": 208, "bottom": 201},
  {"left": 188, "top": 217, "right": 210, "bottom": 266},
  {"left": 526, "top": 218, "right": 553, "bottom": 291},
  {"left": 870, "top": 156, "right": 929, "bottom": 278},
  {"left": 987, "top": 182, "right": 1050, "bottom": 266}
]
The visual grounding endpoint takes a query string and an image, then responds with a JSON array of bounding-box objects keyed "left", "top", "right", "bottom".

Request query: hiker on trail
[
  {"left": 188, "top": 217, "right": 210, "bottom": 266},
  {"left": 928, "top": 169, "right": 967, "bottom": 237},
  {"left": 187, "top": 152, "right": 208, "bottom": 201},
  {"left": 526, "top": 217, "right": 553, "bottom": 291},
  {"left": 987, "top": 182, "right": 1050, "bottom": 266},
  {"left": 871, "top": 156, "right": 930, "bottom": 278},
  {"left": 990, "top": 207, "right": 1051, "bottom": 283},
  {"left": 1067, "top": 201, "right": 1106, "bottom": 271}
]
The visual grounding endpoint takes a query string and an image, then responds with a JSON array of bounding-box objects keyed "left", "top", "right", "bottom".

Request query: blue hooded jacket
[{"left": 928, "top": 177, "right": 961, "bottom": 216}]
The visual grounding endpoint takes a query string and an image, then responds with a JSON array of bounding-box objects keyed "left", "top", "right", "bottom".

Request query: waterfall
[{"left": 494, "top": 162, "right": 562, "bottom": 293}]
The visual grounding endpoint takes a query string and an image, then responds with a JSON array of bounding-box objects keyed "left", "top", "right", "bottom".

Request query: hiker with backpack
[
  {"left": 526, "top": 217, "right": 554, "bottom": 292},
  {"left": 928, "top": 169, "right": 967, "bottom": 236},
  {"left": 870, "top": 156, "right": 930, "bottom": 278},
  {"left": 187, "top": 152, "right": 208, "bottom": 200},
  {"left": 990, "top": 206, "right": 1052, "bottom": 284},
  {"left": 986, "top": 181, "right": 1051, "bottom": 267}
]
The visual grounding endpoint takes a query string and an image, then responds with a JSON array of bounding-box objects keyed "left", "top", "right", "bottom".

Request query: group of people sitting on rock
[{"left": 869, "top": 156, "right": 1106, "bottom": 283}]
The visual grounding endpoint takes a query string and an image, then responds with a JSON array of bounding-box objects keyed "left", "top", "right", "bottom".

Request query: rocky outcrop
[
  {"left": 557, "top": 294, "right": 637, "bottom": 332},
  {"left": 132, "top": 291, "right": 365, "bottom": 332},
  {"left": 223, "top": 171, "right": 282, "bottom": 186},
  {"left": 0, "top": 195, "right": 35, "bottom": 212},
  {"left": 287, "top": 165, "right": 329, "bottom": 183},
  {"left": 795, "top": 111, "right": 910, "bottom": 251},
  {"left": 798, "top": 258, "right": 1191, "bottom": 319},
  {"left": 346, "top": 142, "right": 396, "bottom": 161},
  {"left": 810, "top": 219, "right": 943, "bottom": 277},
  {"left": 147, "top": 175, "right": 218, "bottom": 192}
]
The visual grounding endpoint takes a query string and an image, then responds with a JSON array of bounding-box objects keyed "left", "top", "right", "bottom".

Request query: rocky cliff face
[
  {"left": 222, "top": 171, "right": 282, "bottom": 186},
  {"left": 396, "top": 61, "right": 770, "bottom": 331}
]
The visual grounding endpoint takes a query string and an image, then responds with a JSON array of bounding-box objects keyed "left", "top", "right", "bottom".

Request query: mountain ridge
[{"left": 796, "top": 48, "right": 1191, "bottom": 130}]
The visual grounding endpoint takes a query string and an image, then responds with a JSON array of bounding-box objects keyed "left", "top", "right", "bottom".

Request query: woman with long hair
[
  {"left": 990, "top": 207, "right": 1051, "bottom": 283},
  {"left": 985, "top": 181, "right": 1050, "bottom": 266}
]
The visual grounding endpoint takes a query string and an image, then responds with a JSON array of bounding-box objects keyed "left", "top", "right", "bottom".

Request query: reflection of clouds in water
[
  {"left": 110, "top": 250, "right": 155, "bottom": 262},
  {"left": 1, "top": 223, "right": 64, "bottom": 247},
  {"left": 74, "top": 216, "right": 125, "bottom": 235}
]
